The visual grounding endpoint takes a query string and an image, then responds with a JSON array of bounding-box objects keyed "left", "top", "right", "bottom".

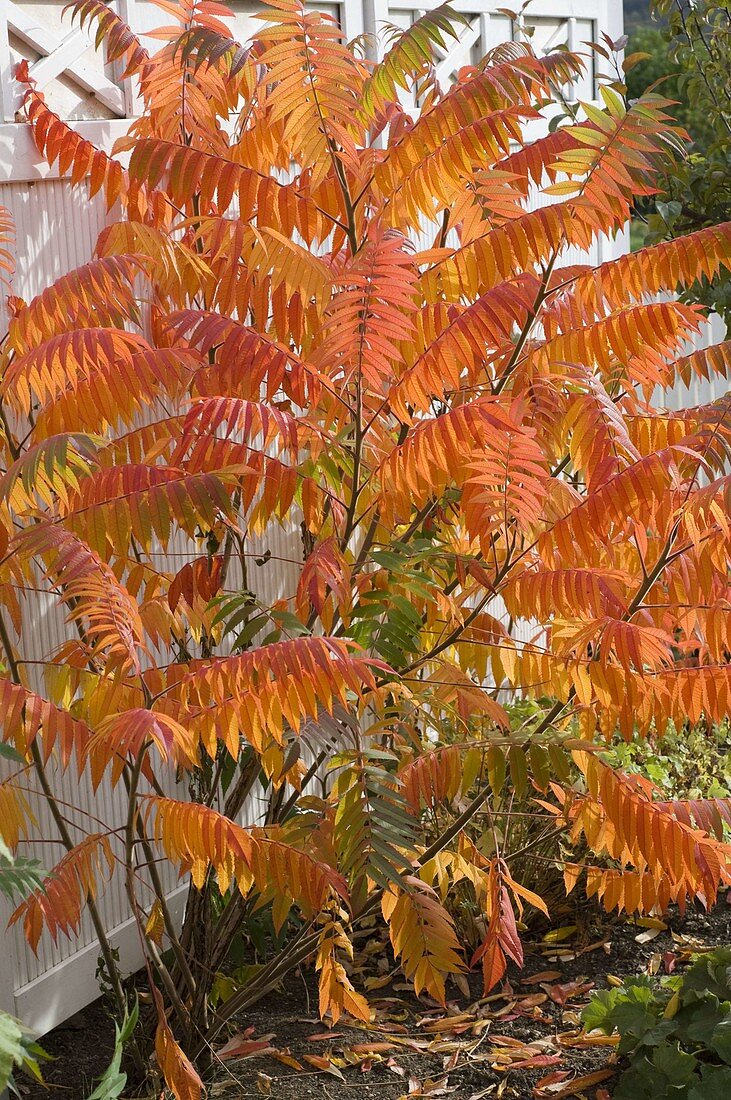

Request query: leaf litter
[
  {"left": 17, "top": 900, "right": 730, "bottom": 1100},
  {"left": 207, "top": 902, "right": 730, "bottom": 1099}
]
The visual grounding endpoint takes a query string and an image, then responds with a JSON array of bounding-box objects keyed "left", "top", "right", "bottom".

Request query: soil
[{"left": 15, "top": 897, "right": 731, "bottom": 1100}]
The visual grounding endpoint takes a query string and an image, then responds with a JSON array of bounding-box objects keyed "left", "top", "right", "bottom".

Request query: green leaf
[
  {"left": 0, "top": 743, "right": 24, "bottom": 765},
  {"left": 682, "top": 948, "right": 731, "bottom": 1003},
  {"left": 0, "top": 1012, "right": 24, "bottom": 1091},
  {"left": 652, "top": 1042, "right": 697, "bottom": 1086},
  {"left": 613, "top": 1054, "right": 667, "bottom": 1100},
  {"left": 86, "top": 999, "right": 139, "bottom": 1100},
  {"left": 0, "top": 1010, "right": 49, "bottom": 1094},
  {"left": 0, "top": 846, "right": 46, "bottom": 904},
  {"left": 582, "top": 986, "right": 623, "bottom": 1033},
  {"left": 675, "top": 995, "right": 730, "bottom": 1049},
  {"left": 688, "top": 1064, "right": 731, "bottom": 1100},
  {"left": 582, "top": 978, "right": 672, "bottom": 1053},
  {"left": 508, "top": 745, "right": 528, "bottom": 799},
  {"left": 711, "top": 1016, "right": 731, "bottom": 1064},
  {"left": 331, "top": 744, "right": 416, "bottom": 912},
  {"left": 362, "top": 5, "right": 466, "bottom": 111}
]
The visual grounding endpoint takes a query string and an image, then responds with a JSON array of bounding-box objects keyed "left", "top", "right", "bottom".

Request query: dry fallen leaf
[
  {"left": 452, "top": 973, "right": 471, "bottom": 998},
  {"left": 217, "top": 1032, "right": 276, "bottom": 1061},
  {"left": 543, "top": 926, "right": 577, "bottom": 944},
  {"left": 542, "top": 980, "right": 594, "bottom": 1006},
  {"left": 255, "top": 1072, "right": 272, "bottom": 1096},
  {"left": 516, "top": 992, "right": 549, "bottom": 1009},
  {"left": 522, "top": 970, "right": 563, "bottom": 985},
  {"left": 365, "top": 974, "right": 395, "bottom": 990},
  {"left": 303, "top": 1053, "right": 346, "bottom": 1080},
  {"left": 635, "top": 927, "right": 663, "bottom": 944},
  {"left": 533, "top": 1069, "right": 570, "bottom": 1096},
  {"left": 509, "top": 1053, "right": 562, "bottom": 1072},
  {"left": 350, "top": 1042, "right": 398, "bottom": 1053},
  {"left": 663, "top": 951, "right": 677, "bottom": 973},
  {"left": 270, "top": 1048, "right": 303, "bottom": 1070},
  {"left": 636, "top": 916, "right": 667, "bottom": 930},
  {"left": 539, "top": 1068, "right": 615, "bottom": 1098}
]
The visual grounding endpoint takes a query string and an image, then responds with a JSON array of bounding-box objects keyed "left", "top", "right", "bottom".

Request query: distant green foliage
[
  {"left": 583, "top": 948, "right": 731, "bottom": 1099},
  {"left": 625, "top": 0, "right": 653, "bottom": 33},
  {"left": 625, "top": 27, "right": 713, "bottom": 143},
  {"left": 603, "top": 720, "right": 731, "bottom": 801},
  {"left": 627, "top": 2, "right": 731, "bottom": 328}
]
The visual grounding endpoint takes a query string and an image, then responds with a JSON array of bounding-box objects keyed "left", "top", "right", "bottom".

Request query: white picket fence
[{"left": 2, "top": 0, "right": 726, "bottom": 1040}]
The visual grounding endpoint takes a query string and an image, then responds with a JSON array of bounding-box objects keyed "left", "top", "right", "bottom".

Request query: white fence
[{"left": 2, "top": 0, "right": 724, "bottom": 1039}]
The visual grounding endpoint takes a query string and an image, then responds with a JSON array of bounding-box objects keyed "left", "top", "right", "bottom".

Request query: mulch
[{"left": 16, "top": 896, "right": 731, "bottom": 1100}]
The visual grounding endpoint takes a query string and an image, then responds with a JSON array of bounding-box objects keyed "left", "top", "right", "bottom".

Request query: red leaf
[{"left": 218, "top": 1033, "right": 276, "bottom": 1060}]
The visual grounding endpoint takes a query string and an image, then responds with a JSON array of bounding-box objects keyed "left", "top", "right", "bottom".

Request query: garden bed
[{"left": 18, "top": 897, "right": 731, "bottom": 1100}]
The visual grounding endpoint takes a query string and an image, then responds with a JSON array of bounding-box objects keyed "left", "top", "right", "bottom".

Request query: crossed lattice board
[{"left": 0, "top": 0, "right": 130, "bottom": 123}]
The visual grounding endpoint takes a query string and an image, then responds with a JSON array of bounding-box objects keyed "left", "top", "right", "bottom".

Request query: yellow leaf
[
  {"left": 542, "top": 925, "right": 577, "bottom": 944},
  {"left": 663, "top": 990, "right": 680, "bottom": 1020},
  {"left": 145, "top": 899, "right": 165, "bottom": 947}
]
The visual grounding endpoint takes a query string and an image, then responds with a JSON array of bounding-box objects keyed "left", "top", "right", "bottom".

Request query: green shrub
[
  {"left": 583, "top": 948, "right": 731, "bottom": 1098},
  {"left": 602, "top": 720, "right": 731, "bottom": 802}
]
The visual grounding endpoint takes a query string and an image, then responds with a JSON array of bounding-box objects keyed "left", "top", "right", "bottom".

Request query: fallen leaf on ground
[
  {"left": 418, "top": 1013, "right": 475, "bottom": 1031},
  {"left": 365, "top": 974, "right": 394, "bottom": 990},
  {"left": 636, "top": 916, "right": 667, "bottom": 930},
  {"left": 533, "top": 1069, "right": 570, "bottom": 1095},
  {"left": 537, "top": 1068, "right": 615, "bottom": 1097},
  {"left": 303, "top": 1053, "right": 346, "bottom": 1079},
  {"left": 522, "top": 970, "right": 562, "bottom": 985},
  {"left": 509, "top": 1053, "right": 563, "bottom": 1072},
  {"left": 270, "top": 1048, "right": 303, "bottom": 1070},
  {"left": 217, "top": 1033, "right": 276, "bottom": 1060},
  {"left": 516, "top": 992, "right": 549, "bottom": 1009},
  {"left": 558, "top": 1031, "right": 618, "bottom": 1050},
  {"left": 635, "top": 927, "right": 663, "bottom": 943},
  {"left": 349, "top": 1042, "right": 398, "bottom": 1053},
  {"left": 543, "top": 926, "right": 577, "bottom": 944},
  {"left": 662, "top": 951, "right": 677, "bottom": 973},
  {"left": 542, "top": 980, "right": 594, "bottom": 1005},
  {"left": 255, "top": 1072, "right": 272, "bottom": 1095}
]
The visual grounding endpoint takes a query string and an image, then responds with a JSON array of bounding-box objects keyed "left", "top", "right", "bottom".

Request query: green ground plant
[{"left": 584, "top": 947, "right": 731, "bottom": 1099}]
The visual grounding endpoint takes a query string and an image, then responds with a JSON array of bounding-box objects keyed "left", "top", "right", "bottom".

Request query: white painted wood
[
  {"left": 0, "top": 119, "right": 133, "bottom": 182},
  {"left": 362, "top": 0, "right": 390, "bottom": 59},
  {"left": 115, "top": 0, "right": 144, "bottom": 117},
  {"left": 433, "top": 16, "right": 481, "bottom": 85},
  {"left": 0, "top": 1, "right": 16, "bottom": 124},
  {"left": 28, "top": 29, "right": 91, "bottom": 89},
  {"left": 0, "top": 906, "right": 21, "bottom": 1028},
  {"left": 6, "top": 1, "right": 126, "bottom": 116},
  {"left": 10, "top": 886, "right": 189, "bottom": 1036}
]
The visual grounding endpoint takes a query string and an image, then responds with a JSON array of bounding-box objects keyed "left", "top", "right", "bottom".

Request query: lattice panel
[{"left": 2, "top": 0, "right": 128, "bottom": 122}]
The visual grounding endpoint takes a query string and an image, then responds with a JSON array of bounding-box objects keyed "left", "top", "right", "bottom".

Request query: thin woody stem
[{"left": 0, "top": 608, "right": 146, "bottom": 1072}]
